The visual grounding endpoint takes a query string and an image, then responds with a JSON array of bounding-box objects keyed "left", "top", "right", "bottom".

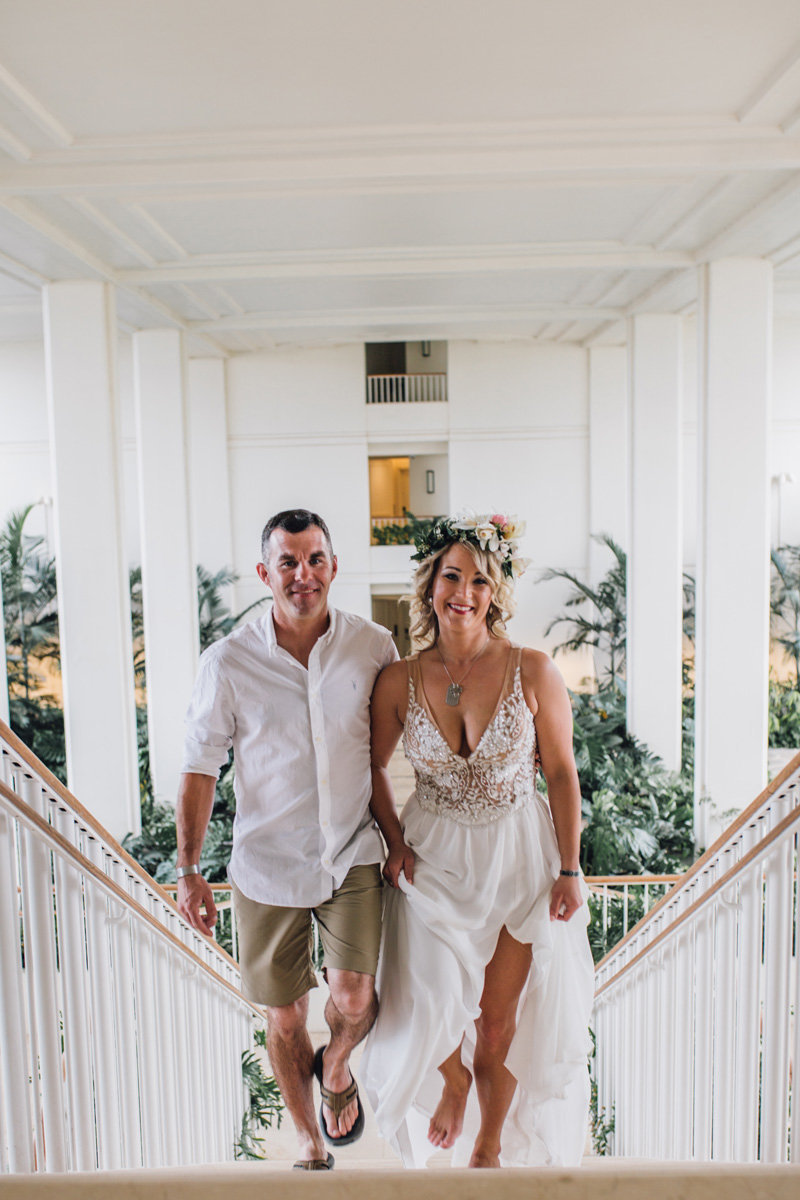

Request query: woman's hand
[
  {"left": 383, "top": 841, "right": 415, "bottom": 888},
  {"left": 549, "top": 873, "right": 583, "bottom": 922}
]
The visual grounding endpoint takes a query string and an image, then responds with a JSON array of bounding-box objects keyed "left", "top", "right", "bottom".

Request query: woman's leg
[
  {"left": 428, "top": 1041, "right": 472, "bottom": 1148},
  {"left": 469, "top": 926, "right": 532, "bottom": 1168}
]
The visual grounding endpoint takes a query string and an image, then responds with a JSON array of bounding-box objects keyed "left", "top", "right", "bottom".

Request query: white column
[
  {"left": 695, "top": 259, "right": 772, "bottom": 846},
  {"left": 42, "top": 282, "right": 139, "bottom": 836},
  {"left": 588, "top": 346, "right": 628, "bottom": 581},
  {"left": 186, "top": 358, "right": 233, "bottom": 573},
  {"left": 133, "top": 330, "right": 199, "bottom": 805},
  {"left": 626, "top": 315, "right": 683, "bottom": 771}
]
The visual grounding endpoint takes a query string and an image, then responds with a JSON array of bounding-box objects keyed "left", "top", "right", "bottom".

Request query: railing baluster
[
  {"left": 0, "top": 807, "right": 34, "bottom": 1172},
  {"left": 52, "top": 805, "right": 96, "bottom": 1171},
  {"left": 18, "top": 775, "right": 67, "bottom": 1172},
  {"left": 760, "top": 836, "right": 793, "bottom": 1162}
]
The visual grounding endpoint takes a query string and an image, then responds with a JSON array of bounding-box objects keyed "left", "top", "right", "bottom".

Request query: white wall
[
  {"left": 225, "top": 344, "right": 372, "bottom": 617},
  {"left": 4, "top": 320, "right": 800, "bottom": 702}
]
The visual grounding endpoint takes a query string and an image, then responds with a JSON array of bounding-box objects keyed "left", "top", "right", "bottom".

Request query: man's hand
[
  {"left": 177, "top": 874, "right": 218, "bottom": 934},
  {"left": 549, "top": 874, "right": 583, "bottom": 922},
  {"left": 383, "top": 841, "right": 415, "bottom": 888}
]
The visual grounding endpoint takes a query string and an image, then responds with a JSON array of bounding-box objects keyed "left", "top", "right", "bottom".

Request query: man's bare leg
[
  {"left": 318, "top": 968, "right": 378, "bottom": 1139},
  {"left": 266, "top": 993, "right": 328, "bottom": 1163}
]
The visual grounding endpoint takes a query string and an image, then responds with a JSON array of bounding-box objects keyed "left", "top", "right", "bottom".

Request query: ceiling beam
[
  {"left": 188, "top": 302, "right": 624, "bottom": 333},
  {"left": 0, "top": 62, "right": 72, "bottom": 148},
  {"left": 3, "top": 123, "right": 800, "bottom": 197},
  {"left": 117, "top": 245, "right": 692, "bottom": 285}
]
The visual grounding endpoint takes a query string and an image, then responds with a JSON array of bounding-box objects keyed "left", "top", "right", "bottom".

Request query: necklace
[{"left": 435, "top": 638, "right": 489, "bottom": 707}]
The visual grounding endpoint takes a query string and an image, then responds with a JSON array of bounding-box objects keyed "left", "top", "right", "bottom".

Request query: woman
[{"left": 360, "top": 512, "right": 594, "bottom": 1169}]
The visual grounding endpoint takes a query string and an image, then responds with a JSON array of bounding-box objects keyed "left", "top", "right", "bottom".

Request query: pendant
[{"left": 446, "top": 682, "right": 463, "bottom": 707}]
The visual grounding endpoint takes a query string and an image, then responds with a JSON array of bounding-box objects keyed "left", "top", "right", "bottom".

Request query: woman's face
[{"left": 430, "top": 543, "right": 493, "bottom": 636}]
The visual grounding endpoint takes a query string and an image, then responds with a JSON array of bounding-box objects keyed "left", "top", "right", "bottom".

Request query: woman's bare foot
[
  {"left": 427, "top": 1063, "right": 472, "bottom": 1148},
  {"left": 468, "top": 1145, "right": 501, "bottom": 1168}
]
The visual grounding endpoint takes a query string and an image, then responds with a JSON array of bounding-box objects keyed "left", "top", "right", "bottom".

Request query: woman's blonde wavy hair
[{"left": 408, "top": 541, "right": 516, "bottom": 650}]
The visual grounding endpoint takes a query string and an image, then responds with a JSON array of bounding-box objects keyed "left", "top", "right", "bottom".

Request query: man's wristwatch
[{"left": 176, "top": 864, "right": 201, "bottom": 879}]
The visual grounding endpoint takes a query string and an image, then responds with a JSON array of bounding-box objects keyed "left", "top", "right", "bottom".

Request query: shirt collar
[{"left": 262, "top": 605, "right": 337, "bottom": 654}]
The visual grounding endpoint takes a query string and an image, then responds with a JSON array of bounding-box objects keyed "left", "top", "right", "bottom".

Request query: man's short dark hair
[{"left": 261, "top": 509, "right": 334, "bottom": 563}]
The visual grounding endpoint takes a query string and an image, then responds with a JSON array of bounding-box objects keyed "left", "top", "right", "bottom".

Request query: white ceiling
[{"left": 2, "top": 0, "right": 800, "bottom": 354}]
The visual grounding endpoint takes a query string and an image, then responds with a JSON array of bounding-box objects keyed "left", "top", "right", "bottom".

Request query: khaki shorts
[{"left": 231, "top": 863, "right": 382, "bottom": 1007}]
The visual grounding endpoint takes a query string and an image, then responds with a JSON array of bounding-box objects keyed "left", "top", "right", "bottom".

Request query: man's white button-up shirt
[{"left": 182, "top": 607, "right": 398, "bottom": 906}]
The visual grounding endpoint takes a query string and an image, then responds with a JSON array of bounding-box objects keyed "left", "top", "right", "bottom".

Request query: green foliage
[
  {"left": 235, "top": 1027, "right": 284, "bottom": 1160},
  {"left": 197, "top": 566, "right": 265, "bottom": 653},
  {"left": 371, "top": 509, "right": 439, "bottom": 547},
  {"left": 540, "top": 534, "right": 627, "bottom": 689},
  {"left": 0, "top": 504, "right": 61, "bottom": 700},
  {"left": 572, "top": 688, "right": 694, "bottom": 878},
  {"left": 771, "top": 545, "right": 800, "bottom": 686},
  {"left": 769, "top": 678, "right": 800, "bottom": 748}
]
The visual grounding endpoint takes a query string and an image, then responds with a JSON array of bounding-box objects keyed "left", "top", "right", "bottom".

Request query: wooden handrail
[
  {"left": 0, "top": 778, "right": 265, "bottom": 1018},
  {"left": 0, "top": 717, "right": 213, "bottom": 954},
  {"left": 594, "top": 796, "right": 800, "bottom": 999},
  {"left": 586, "top": 875, "right": 683, "bottom": 885},
  {"left": 593, "top": 751, "right": 800, "bottom": 972}
]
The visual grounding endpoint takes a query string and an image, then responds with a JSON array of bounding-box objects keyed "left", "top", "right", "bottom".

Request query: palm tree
[
  {"left": 539, "top": 534, "right": 627, "bottom": 690},
  {"left": 0, "top": 505, "right": 60, "bottom": 701},
  {"left": 197, "top": 566, "right": 265, "bottom": 652},
  {"left": 770, "top": 545, "right": 800, "bottom": 687}
]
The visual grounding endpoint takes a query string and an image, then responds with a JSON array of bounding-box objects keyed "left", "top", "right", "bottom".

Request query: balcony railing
[
  {"left": 367, "top": 373, "right": 447, "bottom": 404},
  {"left": 0, "top": 720, "right": 263, "bottom": 1174},
  {"left": 593, "top": 752, "right": 800, "bottom": 1163}
]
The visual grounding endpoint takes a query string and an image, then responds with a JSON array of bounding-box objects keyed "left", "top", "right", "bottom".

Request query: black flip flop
[
  {"left": 293, "top": 1152, "right": 335, "bottom": 1170},
  {"left": 312, "top": 1044, "right": 366, "bottom": 1147}
]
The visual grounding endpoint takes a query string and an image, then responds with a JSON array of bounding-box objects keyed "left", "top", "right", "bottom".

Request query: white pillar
[
  {"left": 695, "top": 259, "right": 772, "bottom": 846},
  {"left": 133, "top": 330, "right": 199, "bottom": 805},
  {"left": 42, "top": 282, "right": 139, "bottom": 836},
  {"left": 588, "top": 345, "right": 628, "bottom": 582},
  {"left": 626, "top": 315, "right": 683, "bottom": 771},
  {"left": 186, "top": 358, "right": 233, "bottom": 573}
]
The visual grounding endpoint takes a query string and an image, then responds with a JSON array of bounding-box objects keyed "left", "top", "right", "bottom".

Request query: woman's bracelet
[{"left": 559, "top": 868, "right": 581, "bottom": 877}]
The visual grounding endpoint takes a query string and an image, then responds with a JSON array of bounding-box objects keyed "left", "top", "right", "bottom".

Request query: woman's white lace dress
[{"left": 361, "top": 647, "right": 595, "bottom": 1168}]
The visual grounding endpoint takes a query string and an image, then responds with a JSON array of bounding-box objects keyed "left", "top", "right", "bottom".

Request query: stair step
[{"left": 2, "top": 1163, "right": 799, "bottom": 1198}]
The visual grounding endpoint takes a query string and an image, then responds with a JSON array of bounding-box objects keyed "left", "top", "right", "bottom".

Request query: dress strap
[{"left": 405, "top": 653, "right": 422, "bottom": 699}]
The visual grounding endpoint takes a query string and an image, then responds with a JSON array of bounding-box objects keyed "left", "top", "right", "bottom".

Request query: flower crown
[{"left": 411, "top": 510, "right": 530, "bottom": 580}]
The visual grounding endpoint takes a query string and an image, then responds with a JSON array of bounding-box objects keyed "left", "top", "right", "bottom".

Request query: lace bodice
[{"left": 402, "top": 647, "right": 537, "bottom": 826}]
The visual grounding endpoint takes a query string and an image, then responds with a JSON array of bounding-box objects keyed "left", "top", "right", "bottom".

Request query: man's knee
[
  {"left": 266, "top": 994, "right": 310, "bottom": 1041},
  {"left": 327, "top": 969, "right": 376, "bottom": 1020}
]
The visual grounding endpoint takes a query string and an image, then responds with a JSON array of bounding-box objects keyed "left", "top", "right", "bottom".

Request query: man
[{"left": 176, "top": 509, "right": 397, "bottom": 1170}]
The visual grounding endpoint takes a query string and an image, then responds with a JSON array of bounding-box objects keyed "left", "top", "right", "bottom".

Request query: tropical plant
[
  {"left": 539, "top": 534, "right": 627, "bottom": 690},
  {"left": 768, "top": 678, "right": 800, "bottom": 748},
  {"left": 770, "top": 545, "right": 800, "bottom": 687},
  {"left": 371, "top": 509, "right": 439, "bottom": 547},
  {"left": 197, "top": 565, "right": 265, "bottom": 652},
  {"left": 235, "top": 1028, "right": 284, "bottom": 1159},
  {"left": 0, "top": 505, "right": 60, "bottom": 700}
]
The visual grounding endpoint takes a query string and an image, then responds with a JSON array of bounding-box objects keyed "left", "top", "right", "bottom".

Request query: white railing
[
  {"left": 367, "top": 373, "right": 447, "bottom": 404},
  {"left": 593, "top": 752, "right": 800, "bottom": 1163},
  {"left": 0, "top": 720, "right": 265, "bottom": 1174},
  {"left": 586, "top": 875, "right": 683, "bottom": 960}
]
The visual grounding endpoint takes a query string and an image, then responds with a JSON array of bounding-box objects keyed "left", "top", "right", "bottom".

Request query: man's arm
[{"left": 176, "top": 772, "right": 218, "bottom": 934}]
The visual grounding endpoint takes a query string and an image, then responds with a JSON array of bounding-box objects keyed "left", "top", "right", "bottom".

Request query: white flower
[
  {"left": 452, "top": 509, "right": 479, "bottom": 531},
  {"left": 510, "top": 555, "right": 532, "bottom": 578},
  {"left": 502, "top": 517, "right": 526, "bottom": 540},
  {"left": 476, "top": 523, "right": 501, "bottom": 552}
]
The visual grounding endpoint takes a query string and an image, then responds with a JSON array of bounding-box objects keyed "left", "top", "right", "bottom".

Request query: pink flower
[{"left": 490, "top": 513, "right": 507, "bottom": 527}]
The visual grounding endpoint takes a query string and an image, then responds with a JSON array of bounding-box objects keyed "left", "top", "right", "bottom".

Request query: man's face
[{"left": 257, "top": 526, "right": 337, "bottom": 626}]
